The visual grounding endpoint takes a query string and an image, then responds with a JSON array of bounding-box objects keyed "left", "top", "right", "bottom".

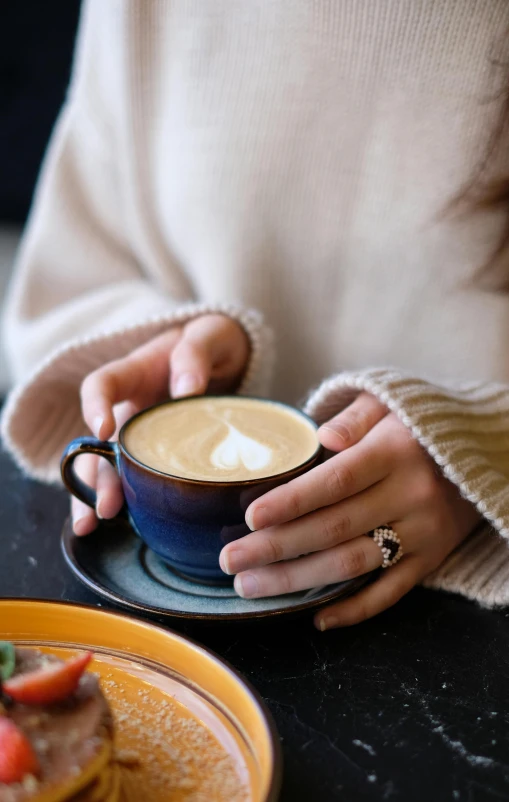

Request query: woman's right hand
[{"left": 72, "top": 314, "right": 251, "bottom": 535}]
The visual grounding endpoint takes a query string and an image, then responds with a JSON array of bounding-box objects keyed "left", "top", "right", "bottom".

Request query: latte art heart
[
  {"left": 124, "top": 397, "right": 319, "bottom": 482},
  {"left": 211, "top": 424, "right": 273, "bottom": 472}
]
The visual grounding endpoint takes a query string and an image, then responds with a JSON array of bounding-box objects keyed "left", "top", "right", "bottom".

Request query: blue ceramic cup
[{"left": 61, "top": 397, "right": 322, "bottom": 585}]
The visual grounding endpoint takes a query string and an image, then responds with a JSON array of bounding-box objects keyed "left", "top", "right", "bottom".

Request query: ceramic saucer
[{"left": 61, "top": 517, "right": 373, "bottom": 621}]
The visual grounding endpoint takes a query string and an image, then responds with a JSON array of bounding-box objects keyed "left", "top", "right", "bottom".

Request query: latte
[{"left": 124, "top": 397, "right": 319, "bottom": 481}]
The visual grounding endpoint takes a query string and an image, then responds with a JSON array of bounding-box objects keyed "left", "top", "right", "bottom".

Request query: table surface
[{"left": 1, "top": 450, "right": 508, "bottom": 802}]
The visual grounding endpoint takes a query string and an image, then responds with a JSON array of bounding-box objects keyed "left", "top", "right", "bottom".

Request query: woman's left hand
[{"left": 219, "top": 393, "right": 481, "bottom": 629}]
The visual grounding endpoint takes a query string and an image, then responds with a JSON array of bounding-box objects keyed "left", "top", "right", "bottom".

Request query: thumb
[
  {"left": 170, "top": 314, "right": 248, "bottom": 398},
  {"left": 170, "top": 314, "right": 250, "bottom": 398},
  {"left": 170, "top": 336, "right": 211, "bottom": 398},
  {"left": 169, "top": 317, "right": 219, "bottom": 398}
]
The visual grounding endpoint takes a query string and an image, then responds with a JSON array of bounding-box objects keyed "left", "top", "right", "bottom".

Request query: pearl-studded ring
[{"left": 368, "top": 526, "right": 403, "bottom": 568}]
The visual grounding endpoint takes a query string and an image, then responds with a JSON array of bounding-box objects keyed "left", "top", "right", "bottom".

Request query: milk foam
[
  {"left": 124, "top": 396, "right": 319, "bottom": 482},
  {"left": 211, "top": 423, "right": 272, "bottom": 472}
]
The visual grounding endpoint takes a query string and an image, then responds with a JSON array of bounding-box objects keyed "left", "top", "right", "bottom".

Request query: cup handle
[{"left": 61, "top": 437, "right": 118, "bottom": 509}]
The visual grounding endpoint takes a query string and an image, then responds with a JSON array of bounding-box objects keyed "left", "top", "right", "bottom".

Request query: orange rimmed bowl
[{"left": 0, "top": 599, "right": 282, "bottom": 802}]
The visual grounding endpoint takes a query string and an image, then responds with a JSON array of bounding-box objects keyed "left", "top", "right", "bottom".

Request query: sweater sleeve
[
  {"left": 303, "top": 368, "right": 509, "bottom": 609},
  {"left": 0, "top": 0, "right": 273, "bottom": 484}
]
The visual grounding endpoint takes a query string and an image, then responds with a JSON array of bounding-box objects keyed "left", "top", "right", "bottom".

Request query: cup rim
[{"left": 118, "top": 395, "right": 322, "bottom": 486}]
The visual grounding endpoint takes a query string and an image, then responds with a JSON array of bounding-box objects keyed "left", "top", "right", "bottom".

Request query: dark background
[{"left": 0, "top": 1, "right": 81, "bottom": 223}]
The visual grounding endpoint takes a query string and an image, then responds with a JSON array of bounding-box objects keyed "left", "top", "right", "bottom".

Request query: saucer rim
[{"left": 61, "top": 518, "right": 374, "bottom": 621}]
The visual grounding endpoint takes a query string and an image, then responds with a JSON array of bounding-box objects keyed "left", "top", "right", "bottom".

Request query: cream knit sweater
[{"left": 3, "top": 0, "right": 509, "bottom": 607}]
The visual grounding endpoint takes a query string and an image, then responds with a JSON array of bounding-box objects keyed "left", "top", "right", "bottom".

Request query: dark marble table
[{"left": 1, "top": 448, "right": 508, "bottom": 801}]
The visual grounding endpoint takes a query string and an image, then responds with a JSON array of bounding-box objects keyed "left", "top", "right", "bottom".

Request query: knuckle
[
  {"left": 321, "top": 512, "right": 351, "bottom": 548},
  {"left": 360, "top": 390, "right": 380, "bottom": 407},
  {"left": 413, "top": 470, "right": 440, "bottom": 506},
  {"left": 262, "top": 535, "right": 285, "bottom": 564},
  {"left": 331, "top": 408, "right": 368, "bottom": 443},
  {"left": 354, "top": 599, "right": 372, "bottom": 624},
  {"left": 328, "top": 420, "right": 352, "bottom": 444},
  {"left": 384, "top": 413, "right": 412, "bottom": 443},
  {"left": 325, "top": 462, "right": 354, "bottom": 502},
  {"left": 286, "top": 489, "right": 302, "bottom": 520},
  {"left": 80, "top": 363, "right": 115, "bottom": 400},
  {"left": 346, "top": 408, "right": 367, "bottom": 433},
  {"left": 276, "top": 564, "right": 294, "bottom": 595},
  {"left": 391, "top": 427, "right": 415, "bottom": 457},
  {"left": 332, "top": 543, "right": 367, "bottom": 579},
  {"left": 342, "top": 599, "right": 370, "bottom": 625},
  {"left": 351, "top": 585, "right": 394, "bottom": 625},
  {"left": 172, "top": 337, "right": 195, "bottom": 362}
]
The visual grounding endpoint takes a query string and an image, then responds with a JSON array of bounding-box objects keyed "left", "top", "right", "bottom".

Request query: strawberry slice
[
  {"left": 0, "top": 717, "right": 40, "bottom": 784},
  {"left": 3, "top": 652, "right": 93, "bottom": 706}
]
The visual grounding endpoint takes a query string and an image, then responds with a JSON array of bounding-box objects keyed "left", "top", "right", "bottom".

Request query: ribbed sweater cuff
[
  {"left": 1, "top": 303, "right": 274, "bottom": 483},
  {"left": 304, "top": 368, "right": 509, "bottom": 608}
]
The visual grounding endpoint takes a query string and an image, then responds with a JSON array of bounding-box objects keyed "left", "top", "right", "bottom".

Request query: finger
[
  {"left": 71, "top": 455, "right": 99, "bottom": 536},
  {"left": 92, "top": 400, "right": 135, "bottom": 519},
  {"left": 314, "top": 555, "right": 422, "bottom": 629},
  {"left": 233, "top": 535, "right": 383, "bottom": 598},
  {"left": 81, "top": 329, "right": 181, "bottom": 437},
  {"left": 72, "top": 497, "right": 98, "bottom": 536},
  {"left": 113, "top": 400, "right": 140, "bottom": 433},
  {"left": 95, "top": 459, "right": 124, "bottom": 520},
  {"left": 171, "top": 315, "right": 249, "bottom": 398},
  {"left": 169, "top": 336, "right": 212, "bottom": 398},
  {"left": 318, "top": 392, "right": 388, "bottom": 452},
  {"left": 222, "top": 478, "right": 405, "bottom": 574},
  {"left": 246, "top": 432, "right": 390, "bottom": 530}
]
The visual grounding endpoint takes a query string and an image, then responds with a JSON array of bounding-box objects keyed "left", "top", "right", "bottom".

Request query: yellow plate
[{"left": 0, "top": 600, "right": 282, "bottom": 802}]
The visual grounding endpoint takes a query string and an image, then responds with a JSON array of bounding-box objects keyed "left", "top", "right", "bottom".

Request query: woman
[{"left": 3, "top": 0, "right": 509, "bottom": 630}]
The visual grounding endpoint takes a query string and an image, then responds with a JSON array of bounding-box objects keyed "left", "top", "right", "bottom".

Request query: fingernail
[
  {"left": 93, "top": 415, "right": 104, "bottom": 439},
  {"left": 173, "top": 373, "right": 200, "bottom": 398},
  {"left": 96, "top": 490, "right": 111, "bottom": 520},
  {"left": 220, "top": 549, "right": 241, "bottom": 576},
  {"left": 235, "top": 574, "right": 259, "bottom": 598},
  {"left": 247, "top": 505, "right": 269, "bottom": 531},
  {"left": 73, "top": 514, "right": 89, "bottom": 537},
  {"left": 318, "top": 616, "right": 337, "bottom": 632},
  {"left": 320, "top": 423, "right": 349, "bottom": 446}
]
